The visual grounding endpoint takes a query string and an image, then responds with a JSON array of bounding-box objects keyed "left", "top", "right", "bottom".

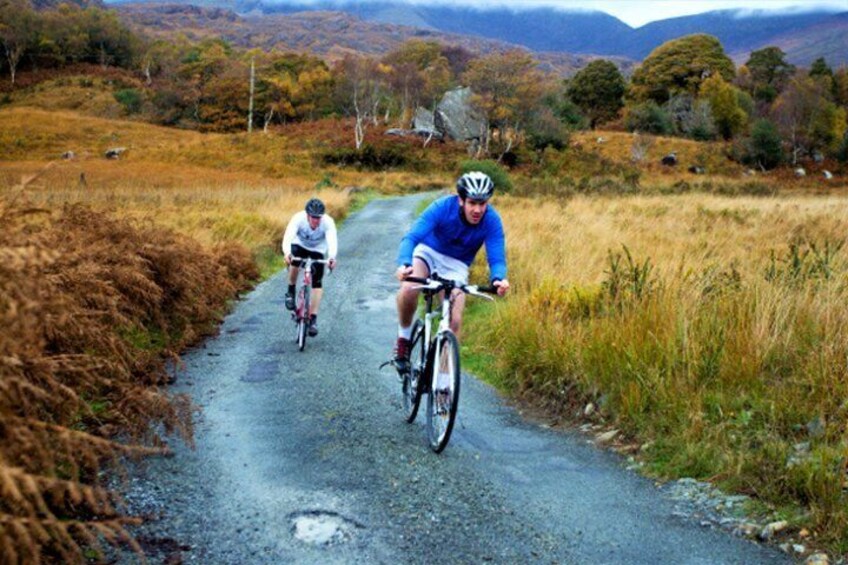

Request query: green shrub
[
  {"left": 625, "top": 101, "right": 673, "bottom": 135},
  {"left": 321, "top": 144, "right": 413, "bottom": 170},
  {"left": 743, "top": 119, "right": 783, "bottom": 170},
  {"left": 459, "top": 159, "right": 513, "bottom": 192},
  {"left": 113, "top": 88, "right": 143, "bottom": 115}
]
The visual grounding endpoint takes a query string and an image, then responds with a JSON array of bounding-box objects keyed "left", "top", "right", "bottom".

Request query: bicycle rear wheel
[
  {"left": 426, "top": 331, "right": 460, "bottom": 453},
  {"left": 296, "top": 285, "right": 310, "bottom": 351},
  {"left": 402, "top": 320, "right": 425, "bottom": 423}
]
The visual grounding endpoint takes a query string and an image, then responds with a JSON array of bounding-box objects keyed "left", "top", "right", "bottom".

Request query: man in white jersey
[{"left": 282, "top": 198, "right": 338, "bottom": 336}]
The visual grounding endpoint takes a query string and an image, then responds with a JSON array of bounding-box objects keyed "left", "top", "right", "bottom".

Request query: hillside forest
[
  {"left": 4, "top": 0, "right": 848, "bottom": 563},
  {"left": 2, "top": 0, "right": 847, "bottom": 169}
]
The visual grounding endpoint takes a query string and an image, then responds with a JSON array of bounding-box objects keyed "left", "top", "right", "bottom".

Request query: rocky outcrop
[{"left": 434, "top": 87, "right": 487, "bottom": 142}]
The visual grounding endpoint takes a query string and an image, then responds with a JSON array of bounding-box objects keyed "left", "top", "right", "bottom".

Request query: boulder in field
[{"left": 434, "top": 87, "right": 487, "bottom": 142}]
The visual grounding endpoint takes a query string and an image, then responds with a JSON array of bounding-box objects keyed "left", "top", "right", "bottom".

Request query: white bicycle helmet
[{"left": 456, "top": 171, "right": 495, "bottom": 201}]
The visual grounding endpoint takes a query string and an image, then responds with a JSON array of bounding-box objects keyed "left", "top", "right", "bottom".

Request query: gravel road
[{"left": 123, "top": 194, "right": 789, "bottom": 564}]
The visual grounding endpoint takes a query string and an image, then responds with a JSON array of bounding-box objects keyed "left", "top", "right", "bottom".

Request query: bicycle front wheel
[
  {"left": 296, "top": 286, "right": 310, "bottom": 351},
  {"left": 402, "top": 320, "right": 425, "bottom": 423},
  {"left": 426, "top": 331, "right": 461, "bottom": 453}
]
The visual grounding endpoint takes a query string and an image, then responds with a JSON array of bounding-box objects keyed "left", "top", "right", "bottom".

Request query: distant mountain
[
  {"left": 238, "top": 1, "right": 848, "bottom": 65},
  {"left": 34, "top": 0, "right": 105, "bottom": 8},
  {"left": 748, "top": 11, "right": 848, "bottom": 66},
  {"left": 251, "top": 1, "right": 634, "bottom": 55},
  {"left": 622, "top": 10, "right": 848, "bottom": 64},
  {"left": 108, "top": 0, "right": 848, "bottom": 67},
  {"left": 115, "top": 3, "right": 633, "bottom": 76}
]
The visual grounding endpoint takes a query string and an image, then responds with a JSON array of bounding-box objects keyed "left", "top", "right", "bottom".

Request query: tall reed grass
[{"left": 467, "top": 194, "right": 848, "bottom": 551}]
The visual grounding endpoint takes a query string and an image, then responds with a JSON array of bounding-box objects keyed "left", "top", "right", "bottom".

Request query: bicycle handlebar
[{"left": 403, "top": 274, "right": 499, "bottom": 299}]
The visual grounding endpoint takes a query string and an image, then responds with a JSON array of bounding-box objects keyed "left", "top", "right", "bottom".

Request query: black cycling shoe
[
  {"left": 308, "top": 317, "right": 318, "bottom": 337},
  {"left": 394, "top": 337, "right": 411, "bottom": 373},
  {"left": 284, "top": 292, "right": 295, "bottom": 311}
]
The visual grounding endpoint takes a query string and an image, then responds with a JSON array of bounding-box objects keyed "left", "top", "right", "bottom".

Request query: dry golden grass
[
  {"left": 0, "top": 196, "right": 257, "bottom": 563},
  {"left": 468, "top": 192, "right": 848, "bottom": 552}
]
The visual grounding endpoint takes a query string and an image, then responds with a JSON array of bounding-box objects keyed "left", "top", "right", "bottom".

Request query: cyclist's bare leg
[
  {"left": 449, "top": 290, "right": 466, "bottom": 339},
  {"left": 287, "top": 265, "right": 299, "bottom": 286},
  {"left": 397, "top": 258, "right": 429, "bottom": 328},
  {"left": 310, "top": 289, "right": 323, "bottom": 316}
]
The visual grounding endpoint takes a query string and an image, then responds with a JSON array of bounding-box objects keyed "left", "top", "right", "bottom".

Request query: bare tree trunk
[
  {"left": 263, "top": 108, "right": 274, "bottom": 134},
  {"left": 144, "top": 57, "right": 152, "bottom": 86},
  {"left": 4, "top": 45, "right": 24, "bottom": 86},
  {"left": 353, "top": 88, "right": 365, "bottom": 149},
  {"left": 248, "top": 57, "right": 255, "bottom": 134}
]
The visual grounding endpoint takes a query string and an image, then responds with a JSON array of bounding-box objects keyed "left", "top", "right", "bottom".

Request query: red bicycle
[{"left": 291, "top": 257, "right": 328, "bottom": 351}]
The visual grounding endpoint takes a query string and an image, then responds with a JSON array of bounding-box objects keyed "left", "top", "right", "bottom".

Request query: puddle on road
[{"left": 290, "top": 510, "right": 361, "bottom": 546}]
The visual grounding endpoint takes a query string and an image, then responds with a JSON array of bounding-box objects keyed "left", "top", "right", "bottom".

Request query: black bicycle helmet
[
  {"left": 456, "top": 171, "right": 495, "bottom": 201},
  {"left": 305, "top": 198, "right": 325, "bottom": 217}
]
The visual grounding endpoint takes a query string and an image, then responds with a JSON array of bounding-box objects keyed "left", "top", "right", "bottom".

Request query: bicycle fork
[{"left": 422, "top": 295, "right": 453, "bottom": 393}]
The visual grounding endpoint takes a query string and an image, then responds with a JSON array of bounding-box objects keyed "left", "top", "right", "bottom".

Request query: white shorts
[{"left": 412, "top": 244, "right": 469, "bottom": 284}]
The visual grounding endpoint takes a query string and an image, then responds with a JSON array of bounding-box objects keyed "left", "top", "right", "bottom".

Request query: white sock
[{"left": 398, "top": 324, "right": 413, "bottom": 340}]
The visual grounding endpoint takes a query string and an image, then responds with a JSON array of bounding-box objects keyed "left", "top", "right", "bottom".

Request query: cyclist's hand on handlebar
[
  {"left": 396, "top": 264, "right": 413, "bottom": 282},
  {"left": 285, "top": 254, "right": 293, "bottom": 266},
  {"left": 329, "top": 258, "right": 337, "bottom": 271},
  {"left": 494, "top": 279, "right": 510, "bottom": 296}
]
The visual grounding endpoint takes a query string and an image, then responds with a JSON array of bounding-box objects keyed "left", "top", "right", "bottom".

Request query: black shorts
[{"left": 291, "top": 244, "right": 326, "bottom": 288}]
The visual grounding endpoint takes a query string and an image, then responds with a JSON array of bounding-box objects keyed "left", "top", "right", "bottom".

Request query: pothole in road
[{"left": 290, "top": 510, "right": 361, "bottom": 546}]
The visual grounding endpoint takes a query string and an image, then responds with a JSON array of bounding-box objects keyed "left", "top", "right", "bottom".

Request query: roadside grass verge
[
  {"left": 464, "top": 193, "right": 848, "bottom": 553},
  {"left": 0, "top": 195, "right": 257, "bottom": 562}
]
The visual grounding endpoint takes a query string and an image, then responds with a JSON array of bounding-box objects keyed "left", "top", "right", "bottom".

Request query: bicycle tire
[
  {"left": 426, "top": 331, "right": 461, "bottom": 453},
  {"left": 296, "top": 285, "right": 310, "bottom": 351},
  {"left": 402, "top": 320, "right": 425, "bottom": 423}
]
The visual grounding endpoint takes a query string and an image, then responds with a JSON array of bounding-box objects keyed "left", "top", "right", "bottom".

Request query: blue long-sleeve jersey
[{"left": 397, "top": 195, "right": 507, "bottom": 282}]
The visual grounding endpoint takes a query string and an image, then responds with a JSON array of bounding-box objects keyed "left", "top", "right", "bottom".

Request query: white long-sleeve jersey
[{"left": 281, "top": 210, "right": 338, "bottom": 259}]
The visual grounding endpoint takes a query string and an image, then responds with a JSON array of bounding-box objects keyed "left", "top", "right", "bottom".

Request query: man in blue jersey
[{"left": 394, "top": 171, "right": 510, "bottom": 371}]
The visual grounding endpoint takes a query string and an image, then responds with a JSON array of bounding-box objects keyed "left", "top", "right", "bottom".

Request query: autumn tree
[
  {"left": 566, "top": 59, "right": 625, "bottom": 128},
  {"left": 0, "top": 0, "right": 37, "bottom": 84},
  {"left": 258, "top": 51, "right": 333, "bottom": 129},
  {"left": 629, "top": 34, "right": 735, "bottom": 104},
  {"left": 834, "top": 68, "right": 848, "bottom": 107},
  {"left": 383, "top": 40, "right": 451, "bottom": 124},
  {"left": 744, "top": 46, "right": 795, "bottom": 103},
  {"left": 699, "top": 73, "right": 748, "bottom": 139},
  {"left": 463, "top": 50, "right": 548, "bottom": 157},
  {"left": 333, "top": 55, "right": 390, "bottom": 149},
  {"left": 772, "top": 75, "right": 846, "bottom": 163}
]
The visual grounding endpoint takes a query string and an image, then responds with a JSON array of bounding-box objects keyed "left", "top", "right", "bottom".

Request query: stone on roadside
[
  {"left": 759, "top": 520, "right": 789, "bottom": 540},
  {"left": 583, "top": 402, "right": 595, "bottom": 417},
  {"left": 733, "top": 523, "right": 759, "bottom": 538},
  {"left": 595, "top": 429, "right": 618, "bottom": 444},
  {"left": 805, "top": 553, "right": 829, "bottom": 565}
]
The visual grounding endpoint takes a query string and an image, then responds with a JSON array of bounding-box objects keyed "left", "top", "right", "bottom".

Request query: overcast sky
[
  {"left": 280, "top": 1, "right": 848, "bottom": 27},
  {"left": 545, "top": 1, "right": 848, "bottom": 27}
]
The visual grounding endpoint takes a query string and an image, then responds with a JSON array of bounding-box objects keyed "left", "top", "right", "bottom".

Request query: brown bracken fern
[{"left": 0, "top": 194, "right": 257, "bottom": 563}]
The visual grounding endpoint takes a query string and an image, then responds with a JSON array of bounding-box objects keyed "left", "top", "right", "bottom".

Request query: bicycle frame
[
  {"left": 402, "top": 272, "right": 496, "bottom": 452},
  {"left": 290, "top": 257, "right": 328, "bottom": 350}
]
